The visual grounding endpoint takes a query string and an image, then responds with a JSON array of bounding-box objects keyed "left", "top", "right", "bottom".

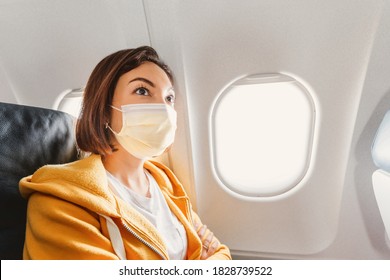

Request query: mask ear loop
[
  {"left": 110, "top": 105, "right": 123, "bottom": 112},
  {"left": 106, "top": 105, "right": 123, "bottom": 135},
  {"left": 105, "top": 122, "right": 119, "bottom": 135}
]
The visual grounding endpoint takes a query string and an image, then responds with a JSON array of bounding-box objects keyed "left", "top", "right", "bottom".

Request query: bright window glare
[
  {"left": 54, "top": 89, "right": 83, "bottom": 118},
  {"left": 211, "top": 74, "right": 315, "bottom": 197}
]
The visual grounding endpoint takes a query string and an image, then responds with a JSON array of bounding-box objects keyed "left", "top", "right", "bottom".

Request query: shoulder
[
  {"left": 31, "top": 154, "right": 103, "bottom": 181},
  {"left": 19, "top": 154, "right": 118, "bottom": 215},
  {"left": 21, "top": 154, "right": 105, "bottom": 189},
  {"left": 27, "top": 191, "right": 100, "bottom": 224}
]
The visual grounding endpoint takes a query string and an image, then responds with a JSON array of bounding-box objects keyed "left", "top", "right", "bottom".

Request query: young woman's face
[{"left": 110, "top": 61, "right": 175, "bottom": 133}]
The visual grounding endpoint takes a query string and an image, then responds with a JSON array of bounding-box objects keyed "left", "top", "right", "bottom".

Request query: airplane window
[
  {"left": 54, "top": 88, "right": 84, "bottom": 118},
  {"left": 211, "top": 74, "right": 315, "bottom": 197}
]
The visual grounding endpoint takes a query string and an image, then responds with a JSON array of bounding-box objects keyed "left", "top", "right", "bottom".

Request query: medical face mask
[{"left": 108, "top": 103, "right": 177, "bottom": 159}]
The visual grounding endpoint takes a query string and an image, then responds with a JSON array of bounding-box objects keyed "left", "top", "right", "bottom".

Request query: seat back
[{"left": 0, "top": 102, "right": 78, "bottom": 259}]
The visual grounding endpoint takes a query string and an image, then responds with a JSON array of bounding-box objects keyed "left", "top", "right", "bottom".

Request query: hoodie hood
[{"left": 19, "top": 155, "right": 120, "bottom": 217}]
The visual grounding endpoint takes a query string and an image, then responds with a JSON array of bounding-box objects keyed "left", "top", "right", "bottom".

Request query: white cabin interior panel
[
  {"left": 0, "top": 0, "right": 150, "bottom": 108},
  {"left": 146, "top": 0, "right": 390, "bottom": 259}
]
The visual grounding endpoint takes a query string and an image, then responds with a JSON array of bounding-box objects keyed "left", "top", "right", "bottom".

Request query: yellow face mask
[{"left": 108, "top": 103, "right": 177, "bottom": 159}]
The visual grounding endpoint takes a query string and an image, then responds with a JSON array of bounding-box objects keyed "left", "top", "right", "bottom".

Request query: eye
[
  {"left": 135, "top": 87, "right": 150, "bottom": 96},
  {"left": 166, "top": 94, "right": 176, "bottom": 104}
]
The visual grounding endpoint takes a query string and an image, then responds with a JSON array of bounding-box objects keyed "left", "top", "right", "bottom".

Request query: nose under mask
[{"left": 108, "top": 103, "right": 177, "bottom": 159}]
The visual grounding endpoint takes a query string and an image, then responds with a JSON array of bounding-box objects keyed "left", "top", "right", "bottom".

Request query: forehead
[{"left": 120, "top": 62, "right": 172, "bottom": 86}]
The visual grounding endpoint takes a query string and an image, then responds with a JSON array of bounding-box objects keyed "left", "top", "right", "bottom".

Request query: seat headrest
[
  {"left": 0, "top": 102, "right": 78, "bottom": 259},
  {"left": 372, "top": 110, "right": 390, "bottom": 173}
]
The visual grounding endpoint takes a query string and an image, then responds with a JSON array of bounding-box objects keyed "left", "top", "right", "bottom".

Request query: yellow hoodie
[{"left": 19, "top": 155, "right": 231, "bottom": 260}]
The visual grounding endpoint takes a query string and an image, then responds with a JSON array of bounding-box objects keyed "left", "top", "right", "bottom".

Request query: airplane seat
[
  {"left": 372, "top": 110, "right": 390, "bottom": 241},
  {"left": 0, "top": 102, "right": 78, "bottom": 259}
]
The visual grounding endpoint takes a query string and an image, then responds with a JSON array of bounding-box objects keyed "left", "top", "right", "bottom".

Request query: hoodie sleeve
[{"left": 23, "top": 192, "right": 119, "bottom": 260}]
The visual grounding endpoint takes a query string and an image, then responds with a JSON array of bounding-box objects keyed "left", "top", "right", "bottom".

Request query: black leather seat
[{"left": 0, "top": 102, "right": 78, "bottom": 259}]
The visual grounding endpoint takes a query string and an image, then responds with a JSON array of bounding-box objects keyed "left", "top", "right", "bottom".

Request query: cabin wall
[
  {"left": 336, "top": 1, "right": 390, "bottom": 258},
  {"left": 0, "top": 0, "right": 150, "bottom": 108},
  {"left": 146, "top": 0, "right": 390, "bottom": 259}
]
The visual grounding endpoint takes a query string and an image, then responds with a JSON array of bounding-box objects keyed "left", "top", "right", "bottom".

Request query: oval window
[
  {"left": 210, "top": 74, "right": 315, "bottom": 197},
  {"left": 54, "top": 88, "right": 83, "bottom": 118}
]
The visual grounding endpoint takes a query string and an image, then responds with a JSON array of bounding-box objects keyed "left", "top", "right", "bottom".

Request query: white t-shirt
[{"left": 106, "top": 170, "right": 188, "bottom": 260}]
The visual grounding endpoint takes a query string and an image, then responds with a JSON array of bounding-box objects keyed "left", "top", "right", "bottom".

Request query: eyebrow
[{"left": 128, "top": 77, "right": 156, "bottom": 87}]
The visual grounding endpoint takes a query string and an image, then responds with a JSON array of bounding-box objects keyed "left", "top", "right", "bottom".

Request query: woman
[{"left": 19, "top": 46, "right": 231, "bottom": 260}]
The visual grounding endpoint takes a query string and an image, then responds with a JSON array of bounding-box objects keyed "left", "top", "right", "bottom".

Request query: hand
[{"left": 194, "top": 220, "right": 220, "bottom": 259}]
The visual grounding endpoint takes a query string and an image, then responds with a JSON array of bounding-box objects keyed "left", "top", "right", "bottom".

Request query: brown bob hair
[{"left": 76, "top": 46, "right": 174, "bottom": 156}]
